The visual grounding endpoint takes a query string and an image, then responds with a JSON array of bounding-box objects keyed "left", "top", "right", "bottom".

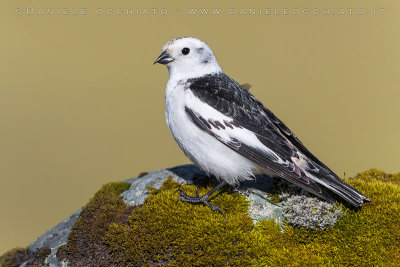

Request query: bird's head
[{"left": 154, "top": 37, "right": 222, "bottom": 79}]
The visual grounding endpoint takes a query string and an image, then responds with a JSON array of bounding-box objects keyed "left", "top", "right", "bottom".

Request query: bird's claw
[
  {"left": 176, "top": 189, "right": 195, "bottom": 200},
  {"left": 177, "top": 188, "right": 225, "bottom": 217},
  {"left": 203, "top": 201, "right": 225, "bottom": 217}
]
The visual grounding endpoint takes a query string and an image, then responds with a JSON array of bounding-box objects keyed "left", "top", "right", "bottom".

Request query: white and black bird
[{"left": 154, "top": 37, "right": 370, "bottom": 214}]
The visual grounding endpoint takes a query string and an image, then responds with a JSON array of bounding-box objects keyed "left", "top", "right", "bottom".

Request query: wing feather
[
  {"left": 184, "top": 106, "right": 334, "bottom": 203},
  {"left": 186, "top": 72, "right": 370, "bottom": 206}
]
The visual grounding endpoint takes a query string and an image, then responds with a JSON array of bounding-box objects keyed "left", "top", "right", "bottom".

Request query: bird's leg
[{"left": 177, "top": 180, "right": 227, "bottom": 216}]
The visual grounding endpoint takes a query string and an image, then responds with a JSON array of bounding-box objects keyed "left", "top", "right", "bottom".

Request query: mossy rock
[
  {"left": 105, "top": 178, "right": 255, "bottom": 266},
  {"left": 3, "top": 168, "right": 399, "bottom": 266},
  {"left": 52, "top": 168, "right": 400, "bottom": 266},
  {"left": 0, "top": 247, "right": 50, "bottom": 267},
  {"left": 254, "top": 169, "right": 400, "bottom": 266},
  {"left": 56, "top": 182, "right": 132, "bottom": 266}
]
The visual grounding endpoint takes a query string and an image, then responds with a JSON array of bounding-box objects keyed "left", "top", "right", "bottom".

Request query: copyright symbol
[{"left": 15, "top": 7, "right": 23, "bottom": 15}]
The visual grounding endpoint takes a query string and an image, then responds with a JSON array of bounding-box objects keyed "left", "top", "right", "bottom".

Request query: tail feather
[{"left": 304, "top": 169, "right": 370, "bottom": 208}]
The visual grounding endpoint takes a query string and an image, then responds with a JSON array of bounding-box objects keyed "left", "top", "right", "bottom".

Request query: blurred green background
[{"left": 1, "top": 0, "right": 399, "bottom": 254}]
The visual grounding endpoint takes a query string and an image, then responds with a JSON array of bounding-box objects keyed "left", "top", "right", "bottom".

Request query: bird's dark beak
[{"left": 153, "top": 50, "right": 174, "bottom": 65}]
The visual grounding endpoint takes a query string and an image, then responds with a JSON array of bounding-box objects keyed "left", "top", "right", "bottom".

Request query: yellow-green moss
[
  {"left": 42, "top": 168, "right": 400, "bottom": 265},
  {"left": 105, "top": 177, "right": 255, "bottom": 266},
  {"left": 351, "top": 168, "right": 400, "bottom": 185},
  {"left": 103, "top": 170, "right": 400, "bottom": 266},
  {"left": 252, "top": 169, "right": 400, "bottom": 266}
]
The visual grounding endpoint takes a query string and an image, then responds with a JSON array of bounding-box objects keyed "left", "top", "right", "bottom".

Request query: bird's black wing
[
  {"left": 187, "top": 72, "right": 369, "bottom": 207},
  {"left": 262, "top": 107, "right": 339, "bottom": 180},
  {"left": 186, "top": 72, "right": 335, "bottom": 203}
]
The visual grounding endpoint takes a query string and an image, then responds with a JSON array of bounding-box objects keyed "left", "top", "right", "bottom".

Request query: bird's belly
[{"left": 166, "top": 102, "right": 258, "bottom": 185}]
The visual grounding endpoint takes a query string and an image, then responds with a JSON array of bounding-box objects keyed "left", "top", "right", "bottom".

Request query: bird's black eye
[{"left": 182, "top": 47, "right": 190, "bottom": 55}]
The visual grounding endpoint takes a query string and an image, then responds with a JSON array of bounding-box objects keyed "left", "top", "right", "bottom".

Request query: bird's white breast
[{"left": 165, "top": 79, "right": 259, "bottom": 185}]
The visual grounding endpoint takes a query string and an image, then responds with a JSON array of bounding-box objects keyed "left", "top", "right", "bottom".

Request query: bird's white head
[{"left": 154, "top": 37, "right": 222, "bottom": 80}]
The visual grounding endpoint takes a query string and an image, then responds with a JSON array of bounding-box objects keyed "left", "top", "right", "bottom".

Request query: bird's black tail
[{"left": 304, "top": 168, "right": 370, "bottom": 208}]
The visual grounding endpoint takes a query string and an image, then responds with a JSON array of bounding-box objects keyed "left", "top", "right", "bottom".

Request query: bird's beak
[{"left": 153, "top": 50, "right": 174, "bottom": 65}]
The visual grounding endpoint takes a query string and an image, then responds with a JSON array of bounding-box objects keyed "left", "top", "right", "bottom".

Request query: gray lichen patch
[
  {"left": 280, "top": 195, "right": 345, "bottom": 229},
  {"left": 241, "top": 173, "right": 344, "bottom": 230}
]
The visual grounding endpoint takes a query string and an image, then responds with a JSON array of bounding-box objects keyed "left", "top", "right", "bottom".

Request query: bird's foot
[
  {"left": 177, "top": 189, "right": 225, "bottom": 216},
  {"left": 177, "top": 181, "right": 227, "bottom": 217}
]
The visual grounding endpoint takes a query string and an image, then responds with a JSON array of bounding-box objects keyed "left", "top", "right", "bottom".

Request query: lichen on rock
[
  {"left": 243, "top": 176, "right": 345, "bottom": 229},
  {"left": 280, "top": 195, "right": 344, "bottom": 229},
  {"left": 2, "top": 167, "right": 399, "bottom": 266}
]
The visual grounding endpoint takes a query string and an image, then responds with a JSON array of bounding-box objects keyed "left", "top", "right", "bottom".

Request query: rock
[
  {"left": 26, "top": 210, "right": 81, "bottom": 267},
  {"left": 29, "top": 211, "right": 81, "bottom": 253},
  {"left": 3, "top": 164, "right": 355, "bottom": 266},
  {"left": 121, "top": 165, "right": 299, "bottom": 226},
  {"left": 122, "top": 165, "right": 286, "bottom": 223},
  {"left": 121, "top": 164, "right": 205, "bottom": 206},
  {"left": 280, "top": 195, "right": 344, "bottom": 229}
]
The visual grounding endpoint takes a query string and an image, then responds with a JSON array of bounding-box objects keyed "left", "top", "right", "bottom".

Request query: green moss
[
  {"left": 105, "top": 177, "right": 257, "bottom": 266},
  {"left": 0, "top": 247, "right": 50, "bottom": 267},
  {"left": 57, "top": 181, "right": 131, "bottom": 266},
  {"left": 253, "top": 169, "right": 400, "bottom": 266},
  {"left": 103, "top": 170, "right": 400, "bottom": 266},
  {"left": 352, "top": 168, "right": 400, "bottom": 185},
  {"left": 53, "top": 169, "right": 400, "bottom": 266},
  {"left": 0, "top": 248, "right": 30, "bottom": 267}
]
